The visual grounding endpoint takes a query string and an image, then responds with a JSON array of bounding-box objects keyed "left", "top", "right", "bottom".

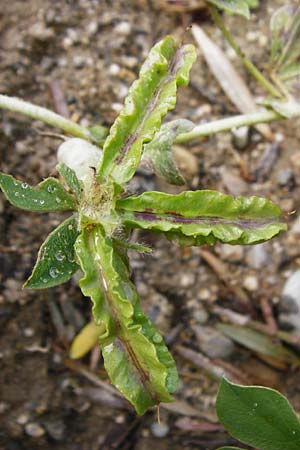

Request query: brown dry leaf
[
  {"left": 217, "top": 323, "right": 300, "bottom": 368},
  {"left": 192, "top": 24, "right": 274, "bottom": 141}
]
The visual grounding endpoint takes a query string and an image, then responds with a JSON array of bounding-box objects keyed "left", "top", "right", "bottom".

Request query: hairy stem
[
  {"left": 0, "top": 94, "right": 93, "bottom": 141},
  {"left": 174, "top": 109, "right": 288, "bottom": 143},
  {"left": 208, "top": 5, "right": 282, "bottom": 99}
]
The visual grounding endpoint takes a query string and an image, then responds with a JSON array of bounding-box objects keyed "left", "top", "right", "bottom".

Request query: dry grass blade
[
  {"left": 155, "top": 0, "right": 206, "bottom": 12},
  {"left": 176, "top": 345, "right": 249, "bottom": 384},
  {"left": 192, "top": 24, "right": 274, "bottom": 141}
]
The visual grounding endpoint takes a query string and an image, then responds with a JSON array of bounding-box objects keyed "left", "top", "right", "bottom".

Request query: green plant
[
  {"left": 0, "top": 0, "right": 298, "bottom": 423},
  {"left": 216, "top": 378, "right": 300, "bottom": 450}
]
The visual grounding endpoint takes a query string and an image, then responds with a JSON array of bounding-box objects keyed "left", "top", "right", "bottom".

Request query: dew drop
[
  {"left": 152, "top": 333, "right": 163, "bottom": 344},
  {"left": 55, "top": 197, "right": 61, "bottom": 203},
  {"left": 49, "top": 267, "right": 59, "bottom": 278},
  {"left": 292, "top": 430, "right": 296, "bottom": 435},
  {"left": 47, "top": 185, "right": 56, "bottom": 193},
  {"left": 33, "top": 199, "right": 38, "bottom": 203},
  {"left": 55, "top": 250, "right": 65, "bottom": 261},
  {"left": 21, "top": 182, "right": 28, "bottom": 189},
  {"left": 42, "top": 278, "right": 48, "bottom": 283},
  {"left": 13, "top": 181, "right": 18, "bottom": 186},
  {"left": 14, "top": 192, "right": 20, "bottom": 197},
  {"left": 68, "top": 256, "right": 76, "bottom": 263},
  {"left": 253, "top": 403, "right": 258, "bottom": 408},
  {"left": 68, "top": 224, "right": 73, "bottom": 230},
  {"left": 39, "top": 200, "right": 45, "bottom": 205}
]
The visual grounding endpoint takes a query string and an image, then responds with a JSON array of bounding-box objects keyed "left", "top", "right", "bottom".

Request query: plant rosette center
[{"left": 79, "top": 178, "right": 121, "bottom": 232}]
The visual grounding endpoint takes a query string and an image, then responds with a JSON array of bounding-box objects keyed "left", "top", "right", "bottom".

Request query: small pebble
[
  {"left": 16, "top": 413, "right": 30, "bottom": 425},
  {"left": 25, "top": 422, "right": 45, "bottom": 438},
  {"left": 198, "top": 288, "right": 211, "bottom": 301},
  {"left": 114, "top": 21, "right": 131, "bottom": 35},
  {"left": 120, "top": 55, "right": 138, "bottom": 68},
  {"left": 193, "top": 325, "right": 235, "bottom": 359},
  {"left": 276, "top": 169, "right": 294, "bottom": 187},
  {"left": 150, "top": 422, "right": 169, "bottom": 438},
  {"left": 0, "top": 402, "right": 9, "bottom": 414},
  {"left": 109, "top": 63, "right": 120, "bottom": 76},
  {"left": 218, "top": 244, "right": 244, "bottom": 263},
  {"left": 73, "top": 55, "right": 86, "bottom": 69},
  {"left": 232, "top": 126, "right": 249, "bottom": 150},
  {"left": 180, "top": 273, "right": 195, "bottom": 288},
  {"left": 243, "top": 275, "right": 259, "bottom": 292},
  {"left": 193, "top": 309, "right": 209, "bottom": 325},
  {"left": 87, "top": 20, "right": 98, "bottom": 36},
  {"left": 23, "top": 327, "right": 34, "bottom": 337},
  {"left": 279, "top": 270, "right": 300, "bottom": 332},
  {"left": 246, "top": 244, "right": 269, "bottom": 270},
  {"left": 44, "top": 419, "right": 65, "bottom": 441},
  {"left": 112, "top": 102, "right": 123, "bottom": 112}
]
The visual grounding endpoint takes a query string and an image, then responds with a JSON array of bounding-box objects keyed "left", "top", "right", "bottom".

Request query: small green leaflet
[
  {"left": 57, "top": 162, "right": 83, "bottom": 200},
  {"left": 269, "top": 5, "right": 300, "bottom": 115},
  {"left": 89, "top": 125, "right": 109, "bottom": 146},
  {"left": 270, "top": 6, "right": 300, "bottom": 73},
  {"left": 24, "top": 215, "right": 80, "bottom": 289},
  {"left": 206, "top": 0, "right": 250, "bottom": 19},
  {"left": 117, "top": 190, "right": 286, "bottom": 246},
  {"left": 97, "top": 35, "right": 196, "bottom": 185},
  {"left": 143, "top": 119, "right": 194, "bottom": 185},
  {"left": 75, "top": 225, "right": 178, "bottom": 415},
  {"left": 0, "top": 173, "right": 77, "bottom": 212},
  {"left": 216, "top": 378, "right": 300, "bottom": 450}
]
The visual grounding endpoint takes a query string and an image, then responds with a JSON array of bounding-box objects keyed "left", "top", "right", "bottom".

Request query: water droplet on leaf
[
  {"left": 152, "top": 333, "right": 163, "bottom": 344},
  {"left": 21, "top": 182, "right": 28, "bottom": 189},
  {"left": 47, "top": 185, "right": 56, "bottom": 193},
  {"left": 49, "top": 267, "right": 59, "bottom": 278},
  {"left": 55, "top": 250, "right": 65, "bottom": 261},
  {"left": 55, "top": 197, "right": 61, "bottom": 203}
]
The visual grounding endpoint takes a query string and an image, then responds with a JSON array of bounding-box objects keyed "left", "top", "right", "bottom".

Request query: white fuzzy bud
[{"left": 57, "top": 138, "right": 102, "bottom": 183}]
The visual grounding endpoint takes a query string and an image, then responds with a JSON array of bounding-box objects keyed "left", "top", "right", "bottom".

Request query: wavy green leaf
[
  {"left": 97, "top": 35, "right": 196, "bottom": 185},
  {"left": 116, "top": 190, "right": 286, "bottom": 246},
  {"left": 57, "top": 162, "right": 82, "bottom": 200},
  {"left": 143, "top": 119, "right": 194, "bottom": 185},
  {"left": 206, "top": 0, "right": 250, "bottom": 19},
  {"left": 24, "top": 215, "right": 80, "bottom": 289},
  {"left": 216, "top": 378, "right": 300, "bottom": 450},
  {"left": 75, "top": 225, "right": 178, "bottom": 414},
  {"left": 0, "top": 173, "right": 77, "bottom": 212}
]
